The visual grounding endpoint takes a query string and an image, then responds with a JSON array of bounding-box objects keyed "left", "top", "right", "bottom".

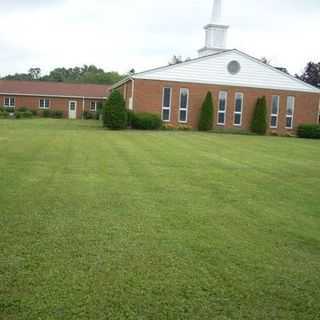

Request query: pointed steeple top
[{"left": 211, "top": 0, "right": 222, "bottom": 24}]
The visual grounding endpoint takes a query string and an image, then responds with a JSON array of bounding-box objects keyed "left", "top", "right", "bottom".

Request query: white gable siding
[{"left": 134, "top": 50, "right": 320, "bottom": 93}]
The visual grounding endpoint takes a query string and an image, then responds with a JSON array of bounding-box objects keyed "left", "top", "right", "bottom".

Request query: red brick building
[
  {"left": 0, "top": 80, "right": 110, "bottom": 119},
  {"left": 113, "top": 0, "right": 320, "bottom": 133}
]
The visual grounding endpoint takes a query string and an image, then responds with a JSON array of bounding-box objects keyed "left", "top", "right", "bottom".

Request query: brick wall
[
  {"left": 119, "top": 79, "right": 319, "bottom": 133},
  {"left": 0, "top": 95, "right": 105, "bottom": 119}
]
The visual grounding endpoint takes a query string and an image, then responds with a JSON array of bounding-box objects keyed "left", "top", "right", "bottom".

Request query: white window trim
[
  {"left": 178, "top": 88, "right": 189, "bottom": 123},
  {"left": 285, "top": 96, "right": 295, "bottom": 129},
  {"left": 217, "top": 91, "right": 228, "bottom": 126},
  {"left": 4, "top": 97, "right": 15, "bottom": 108},
  {"left": 270, "top": 95, "right": 280, "bottom": 129},
  {"left": 39, "top": 98, "right": 50, "bottom": 109},
  {"left": 162, "top": 87, "right": 172, "bottom": 122},
  {"left": 90, "top": 101, "right": 98, "bottom": 112},
  {"left": 233, "top": 92, "right": 244, "bottom": 127}
]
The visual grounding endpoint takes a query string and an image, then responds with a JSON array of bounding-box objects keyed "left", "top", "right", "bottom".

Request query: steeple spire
[
  {"left": 211, "top": 0, "right": 222, "bottom": 24},
  {"left": 198, "top": 0, "right": 229, "bottom": 57}
]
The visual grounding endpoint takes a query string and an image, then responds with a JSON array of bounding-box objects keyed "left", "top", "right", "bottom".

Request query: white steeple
[{"left": 198, "top": 0, "right": 229, "bottom": 57}]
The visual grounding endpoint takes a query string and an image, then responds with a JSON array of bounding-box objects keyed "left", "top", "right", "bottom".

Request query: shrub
[
  {"left": 131, "top": 112, "right": 162, "bottom": 130},
  {"left": 31, "top": 110, "right": 38, "bottom": 116},
  {"left": 198, "top": 92, "right": 214, "bottom": 131},
  {"left": 51, "top": 110, "right": 64, "bottom": 119},
  {"left": 18, "top": 107, "right": 30, "bottom": 112},
  {"left": 251, "top": 96, "right": 267, "bottom": 135},
  {"left": 4, "top": 107, "right": 15, "bottom": 113},
  {"left": 15, "top": 111, "right": 33, "bottom": 119},
  {"left": 0, "top": 111, "right": 10, "bottom": 119},
  {"left": 103, "top": 90, "right": 127, "bottom": 129},
  {"left": 42, "top": 109, "right": 51, "bottom": 118},
  {"left": 297, "top": 124, "right": 320, "bottom": 139},
  {"left": 83, "top": 111, "right": 98, "bottom": 120},
  {"left": 127, "top": 110, "right": 135, "bottom": 127}
]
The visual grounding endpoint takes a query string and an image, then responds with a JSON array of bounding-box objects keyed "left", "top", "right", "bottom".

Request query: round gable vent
[{"left": 227, "top": 60, "right": 241, "bottom": 75}]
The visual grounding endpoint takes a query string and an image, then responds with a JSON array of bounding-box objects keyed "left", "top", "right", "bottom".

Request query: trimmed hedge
[
  {"left": 251, "top": 96, "right": 267, "bottom": 135},
  {"left": 198, "top": 92, "right": 214, "bottom": 131},
  {"left": 0, "top": 111, "right": 10, "bottom": 119},
  {"left": 297, "top": 124, "right": 320, "bottom": 139},
  {"left": 131, "top": 112, "right": 162, "bottom": 130},
  {"left": 41, "top": 110, "right": 64, "bottom": 118},
  {"left": 15, "top": 111, "right": 33, "bottom": 119},
  {"left": 103, "top": 90, "right": 127, "bottom": 130}
]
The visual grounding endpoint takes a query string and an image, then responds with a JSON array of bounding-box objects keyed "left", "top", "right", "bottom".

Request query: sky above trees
[{"left": 0, "top": 0, "right": 319, "bottom": 76}]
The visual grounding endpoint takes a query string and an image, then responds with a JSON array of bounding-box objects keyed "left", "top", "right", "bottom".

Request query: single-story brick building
[
  {"left": 0, "top": 80, "right": 110, "bottom": 119},
  {"left": 113, "top": 0, "right": 320, "bottom": 133}
]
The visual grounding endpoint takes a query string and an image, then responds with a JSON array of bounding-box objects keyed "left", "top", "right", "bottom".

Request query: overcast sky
[{"left": 0, "top": 0, "right": 319, "bottom": 77}]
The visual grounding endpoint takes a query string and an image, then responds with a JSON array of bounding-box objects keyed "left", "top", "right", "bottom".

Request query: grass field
[{"left": 1, "top": 119, "right": 320, "bottom": 320}]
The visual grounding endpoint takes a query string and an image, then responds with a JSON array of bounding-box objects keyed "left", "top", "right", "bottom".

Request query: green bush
[
  {"left": 297, "top": 124, "right": 320, "bottom": 139},
  {"left": 83, "top": 111, "right": 98, "bottom": 120},
  {"left": 127, "top": 110, "right": 135, "bottom": 127},
  {"left": 0, "top": 111, "right": 10, "bottom": 119},
  {"left": 131, "top": 112, "right": 162, "bottom": 130},
  {"left": 18, "top": 107, "right": 30, "bottom": 112},
  {"left": 15, "top": 111, "right": 33, "bottom": 119},
  {"left": 251, "top": 96, "right": 267, "bottom": 135},
  {"left": 4, "top": 107, "right": 15, "bottom": 113},
  {"left": 42, "top": 109, "right": 51, "bottom": 118},
  {"left": 103, "top": 90, "right": 127, "bottom": 130},
  {"left": 51, "top": 110, "right": 64, "bottom": 119},
  {"left": 198, "top": 92, "right": 214, "bottom": 131}
]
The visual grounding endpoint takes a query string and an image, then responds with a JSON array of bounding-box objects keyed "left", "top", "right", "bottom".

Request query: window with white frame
[
  {"left": 90, "top": 101, "right": 97, "bottom": 112},
  {"left": 4, "top": 97, "right": 15, "bottom": 107},
  {"left": 217, "top": 91, "right": 227, "bottom": 125},
  {"left": 285, "top": 96, "right": 295, "bottom": 129},
  {"left": 39, "top": 99, "right": 50, "bottom": 109},
  {"left": 270, "top": 96, "right": 280, "bottom": 128},
  {"left": 234, "top": 92, "right": 244, "bottom": 126},
  {"left": 179, "top": 88, "right": 189, "bottom": 123},
  {"left": 162, "top": 87, "right": 172, "bottom": 122}
]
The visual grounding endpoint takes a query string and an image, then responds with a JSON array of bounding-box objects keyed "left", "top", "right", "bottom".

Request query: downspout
[
  {"left": 131, "top": 79, "right": 135, "bottom": 111},
  {"left": 82, "top": 96, "right": 85, "bottom": 119}
]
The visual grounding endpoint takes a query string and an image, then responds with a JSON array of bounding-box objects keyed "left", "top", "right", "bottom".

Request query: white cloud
[{"left": 0, "top": 0, "right": 319, "bottom": 77}]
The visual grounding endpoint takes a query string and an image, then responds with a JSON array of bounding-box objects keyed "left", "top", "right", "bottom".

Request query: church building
[{"left": 113, "top": 0, "right": 320, "bottom": 133}]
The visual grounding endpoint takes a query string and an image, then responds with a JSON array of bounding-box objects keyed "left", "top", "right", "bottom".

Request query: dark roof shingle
[{"left": 0, "top": 80, "right": 111, "bottom": 98}]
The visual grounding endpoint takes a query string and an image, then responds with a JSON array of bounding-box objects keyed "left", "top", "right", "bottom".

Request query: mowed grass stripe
[{"left": 0, "top": 119, "right": 320, "bottom": 320}]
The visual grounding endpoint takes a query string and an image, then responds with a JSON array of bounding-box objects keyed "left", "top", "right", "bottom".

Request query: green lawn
[{"left": 1, "top": 119, "right": 320, "bottom": 320}]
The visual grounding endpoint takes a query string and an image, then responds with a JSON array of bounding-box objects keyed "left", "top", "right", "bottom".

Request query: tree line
[{"left": 1, "top": 65, "right": 125, "bottom": 85}]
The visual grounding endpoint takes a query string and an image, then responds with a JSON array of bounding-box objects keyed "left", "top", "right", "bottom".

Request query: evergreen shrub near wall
[
  {"left": 103, "top": 90, "right": 127, "bottom": 130},
  {"left": 41, "top": 110, "right": 64, "bottom": 118},
  {"left": 251, "top": 96, "right": 267, "bottom": 135},
  {"left": 198, "top": 92, "right": 214, "bottom": 131},
  {"left": 297, "top": 124, "right": 320, "bottom": 139},
  {"left": 15, "top": 111, "right": 33, "bottom": 119},
  {"left": 131, "top": 112, "right": 162, "bottom": 130},
  {"left": 0, "top": 111, "right": 10, "bottom": 119}
]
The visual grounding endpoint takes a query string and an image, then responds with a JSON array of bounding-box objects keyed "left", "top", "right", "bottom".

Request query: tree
[
  {"left": 102, "top": 90, "right": 127, "bottom": 130},
  {"left": 251, "top": 96, "right": 267, "bottom": 135},
  {"left": 198, "top": 92, "right": 214, "bottom": 131},
  {"left": 2, "top": 65, "right": 124, "bottom": 85},
  {"left": 296, "top": 62, "right": 320, "bottom": 88}
]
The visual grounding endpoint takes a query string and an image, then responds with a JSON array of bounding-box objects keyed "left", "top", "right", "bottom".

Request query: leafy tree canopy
[
  {"left": 1, "top": 65, "right": 125, "bottom": 85},
  {"left": 296, "top": 62, "right": 320, "bottom": 88}
]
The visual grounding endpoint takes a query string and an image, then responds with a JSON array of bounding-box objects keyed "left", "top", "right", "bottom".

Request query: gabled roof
[
  {"left": 0, "top": 80, "right": 111, "bottom": 99},
  {"left": 114, "top": 49, "right": 320, "bottom": 94}
]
